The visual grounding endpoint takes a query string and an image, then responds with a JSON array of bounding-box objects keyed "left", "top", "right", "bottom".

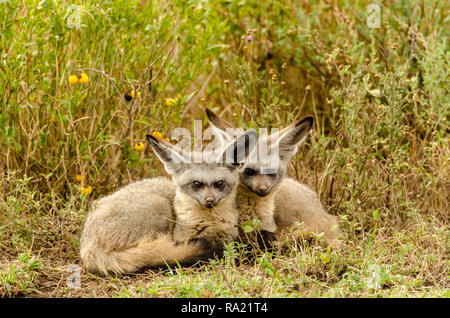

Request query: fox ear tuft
[
  {"left": 205, "top": 108, "right": 235, "bottom": 131},
  {"left": 276, "top": 116, "right": 314, "bottom": 160},
  {"left": 205, "top": 108, "right": 237, "bottom": 146}
]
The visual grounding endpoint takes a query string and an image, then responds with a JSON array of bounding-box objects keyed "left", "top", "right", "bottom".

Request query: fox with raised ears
[
  {"left": 206, "top": 108, "right": 319, "bottom": 249},
  {"left": 80, "top": 130, "right": 257, "bottom": 275},
  {"left": 205, "top": 108, "right": 343, "bottom": 249},
  {"left": 145, "top": 130, "right": 257, "bottom": 251}
]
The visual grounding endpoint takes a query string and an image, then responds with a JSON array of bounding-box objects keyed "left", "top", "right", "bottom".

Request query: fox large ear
[
  {"left": 205, "top": 108, "right": 235, "bottom": 131},
  {"left": 274, "top": 116, "right": 314, "bottom": 160},
  {"left": 205, "top": 108, "right": 235, "bottom": 145},
  {"left": 221, "top": 130, "right": 257, "bottom": 168},
  {"left": 146, "top": 134, "right": 190, "bottom": 175}
]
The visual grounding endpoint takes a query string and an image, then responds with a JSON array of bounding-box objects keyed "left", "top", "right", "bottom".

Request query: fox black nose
[
  {"left": 205, "top": 198, "right": 215, "bottom": 208},
  {"left": 255, "top": 186, "right": 269, "bottom": 196}
]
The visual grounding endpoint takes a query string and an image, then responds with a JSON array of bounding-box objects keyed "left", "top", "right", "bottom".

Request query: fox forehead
[
  {"left": 248, "top": 166, "right": 279, "bottom": 175},
  {"left": 243, "top": 153, "right": 283, "bottom": 174},
  {"left": 176, "top": 165, "right": 237, "bottom": 185}
]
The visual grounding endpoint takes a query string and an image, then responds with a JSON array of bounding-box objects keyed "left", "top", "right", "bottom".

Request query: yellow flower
[
  {"left": 78, "top": 73, "right": 89, "bottom": 84},
  {"left": 152, "top": 131, "right": 163, "bottom": 139},
  {"left": 165, "top": 98, "right": 176, "bottom": 107},
  {"left": 68, "top": 75, "right": 79, "bottom": 85},
  {"left": 134, "top": 142, "right": 145, "bottom": 152},
  {"left": 125, "top": 90, "right": 141, "bottom": 102},
  {"left": 80, "top": 185, "right": 92, "bottom": 195},
  {"left": 75, "top": 174, "right": 85, "bottom": 183},
  {"left": 130, "top": 90, "right": 141, "bottom": 99},
  {"left": 322, "top": 255, "right": 331, "bottom": 264}
]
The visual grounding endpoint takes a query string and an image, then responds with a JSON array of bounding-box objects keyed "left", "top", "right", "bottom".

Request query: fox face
[
  {"left": 239, "top": 165, "right": 282, "bottom": 197},
  {"left": 175, "top": 165, "right": 238, "bottom": 208},
  {"left": 205, "top": 108, "right": 313, "bottom": 197},
  {"left": 146, "top": 130, "right": 257, "bottom": 209}
]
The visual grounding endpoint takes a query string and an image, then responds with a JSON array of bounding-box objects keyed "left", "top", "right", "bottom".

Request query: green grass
[{"left": 0, "top": 0, "right": 449, "bottom": 297}]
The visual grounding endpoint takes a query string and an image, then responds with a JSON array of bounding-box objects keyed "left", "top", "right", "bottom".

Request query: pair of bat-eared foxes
[{"left": 80, "top": 108, "right": 342, "bottom": 275}]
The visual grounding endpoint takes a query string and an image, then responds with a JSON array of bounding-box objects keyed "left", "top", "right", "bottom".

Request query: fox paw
[
  {"left": 188, "top": 238, "right": 224, "bottom": 259},
  {"left": 257, "top": 230, "right": 276, "bottom": 250}
]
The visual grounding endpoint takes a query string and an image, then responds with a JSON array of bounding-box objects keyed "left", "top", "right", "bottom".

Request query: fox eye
[
  {"left": 214, "top": 180, "right": 224, "bottom": 188},
  {"left": 266, "top": 171, "right": 277, "bottom": 178},
  {"left": 193, "top": 181, "right": 203, "bottom": 189},
  {"left": 244, "top": 168, "right": 256, "bottom": 176}
]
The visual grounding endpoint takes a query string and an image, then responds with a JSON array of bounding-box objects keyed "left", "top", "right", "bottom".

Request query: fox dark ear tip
[
  {"left": 298, "top": 116, "right": 314, "bottom": 127},
  {"left": 205, "top": 107, "right": 216, "bottom": 118},
  {"left": 145, "top": 133, "right": 157, "bottom": 143}
]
